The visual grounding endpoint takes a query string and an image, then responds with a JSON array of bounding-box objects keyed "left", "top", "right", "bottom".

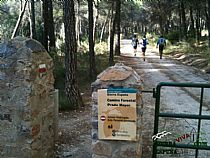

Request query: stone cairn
[
  {"left": 91, "top": 63, "right": 143, "bottom": 158},
  {"left": 0, "top": 37, "right": 58, "bottom": 158}
]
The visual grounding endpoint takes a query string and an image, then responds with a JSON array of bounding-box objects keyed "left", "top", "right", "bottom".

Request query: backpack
[
  {"left": 132, "top": 38, "right": 137, "bottom": 47},
  {"left": 142, "top": 38, "right": 147, "bottom": 47},
  {"left": 159, "top": 38, "right": 165, "bottom": 46}
]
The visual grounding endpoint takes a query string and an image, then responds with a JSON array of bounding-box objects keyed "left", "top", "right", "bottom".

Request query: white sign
[{"left": 98, "top": 88, "right": 137, "bottom": 141}]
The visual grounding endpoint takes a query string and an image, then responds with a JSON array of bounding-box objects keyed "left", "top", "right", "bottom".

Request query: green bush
[
  {"left": 166, "top": 30, "right": 180, "bottom": 44},
  {"left": 95, "top": 42, "right": 108, "bottom": 55}
]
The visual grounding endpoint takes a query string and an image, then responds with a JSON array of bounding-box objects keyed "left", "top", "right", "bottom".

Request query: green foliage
[
  {"left": 0, "top": 0, "right": 6, "bottom": 5},
  {"left": 121, "top": 0, "right": 145, "bottom": 34},
  {"left": 95, "top": 42, "right": 108, "bottom": 55},
  {"left": 58, "top": 91, "right": 70, "bottom": 111},
  {"left": 165, "top": 39, "right": 210, "bottom": 63},
  {"left": 51, "top": 50, "right": 67, "bottom": 110},
  {"left": 78, "top": 40, "right": 108, "bottom": 55},
  {"left": 0, "top": 2, "right": 18, "bottom": 39},
  {"left": 145, "top": 33, "right": 158, "bottom": 46},
  {"left": 166, "top": 30, "right": 180, "bottom": 44},
  {"left": 77, "top": 42, "right": 109, "bottom": 82},
  {"left": 35, "top": 19, "right": 44, "bottom": 44},
  {"left": 165, "top": 41, "right": 191, "bottom": 55},
  {"left": 95, "top": 53, "right": 109, "bottom": 73},
  {"left": 0, "top": 0, "right": 26, "bottom": 39},
  {"left": 203, "top": 50, "right": 210, "bottom": 62}
]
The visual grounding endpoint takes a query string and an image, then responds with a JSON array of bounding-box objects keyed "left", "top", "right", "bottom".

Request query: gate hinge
[{"left": 142, "top": 88, "right": 156, "bottom": 98}]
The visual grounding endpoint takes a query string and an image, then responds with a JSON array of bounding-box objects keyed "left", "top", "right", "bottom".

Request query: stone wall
[
  {"left": 0, "top": 37, "right": 57, "bottom": 158},
  {"left": 91, "top": 63, "right": 143, "bottom": 158}
]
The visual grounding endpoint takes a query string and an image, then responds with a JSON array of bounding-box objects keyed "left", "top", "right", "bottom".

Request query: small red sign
[
  {"left": 100, "top": 115, "right": 106, "bottom": 121},
  {"left": 39, "top": 68, "right": 47, "bottom": 73},
  {"left": 38, "top": 64, "right": 47, "bottom": 73}
]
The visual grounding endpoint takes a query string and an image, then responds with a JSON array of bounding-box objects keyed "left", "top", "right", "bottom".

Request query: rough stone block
[
  {"left": 92, "top": 104, "right": 98, "bottom": 117},
  {"left": 0, "top": 37, "right": 56, "bottom": 158},
  {"left": 92, "top": 119, "right": 98, "bottom": 129},
  {"left": 92, "top": 129, "right": 98, "bottom": 140},
  {"left": 92, "top": 154, "right": 108, "bottom": 158},
  {"left": 92, "top": 92, "right": 98, "bottom": 104},
  {"left": 92, "top": 141, "right": 112, "bottom": 157},
  {"left": 119, "top": 145, "right": 138, "bottom": 158}
]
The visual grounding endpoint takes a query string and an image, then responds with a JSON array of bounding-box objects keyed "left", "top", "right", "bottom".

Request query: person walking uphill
[
  {"left": 156, "top": 35, "right": 166, "bottom": 59},
  {"left": 140, "top": 35, "right": 149, "bottom": 61},
  {"left": 131, "top": 34, "right": 139, "bottom": 56}
]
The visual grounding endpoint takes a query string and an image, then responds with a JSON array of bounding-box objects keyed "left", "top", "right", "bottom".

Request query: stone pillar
[
  {"left": 91, "top": 63, "right": 143, "bottom": 158},
  {"left": 0, "top": 37, "right": 57, "bottom": 158}
]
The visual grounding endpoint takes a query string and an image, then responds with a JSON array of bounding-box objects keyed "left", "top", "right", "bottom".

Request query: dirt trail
[
  {"left": 56, "top": 94, "right": 92, "bottom": 158},
  {"left": 56, "top": 40, "right": 210, "bottom": 158}
]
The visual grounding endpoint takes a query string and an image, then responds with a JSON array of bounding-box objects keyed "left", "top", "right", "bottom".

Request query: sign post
[{"left": 98, "top": 88, "right": 137, "bottom": 141}]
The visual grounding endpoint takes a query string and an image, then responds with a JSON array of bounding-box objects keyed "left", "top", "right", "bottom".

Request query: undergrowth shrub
[{"left": 166, "top": 30, "right": 180, "bottom": 44}]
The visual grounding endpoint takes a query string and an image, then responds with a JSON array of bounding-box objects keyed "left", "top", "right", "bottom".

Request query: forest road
[
  {"left": 120, "top": 39, "right": 210, "bottom": 158},
  {"left": 56, "top": 39, "right": 210, "bottom": 158}
]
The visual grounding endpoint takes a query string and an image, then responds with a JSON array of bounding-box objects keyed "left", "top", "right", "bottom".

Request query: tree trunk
[
  {"left": 179, "top": 3, "right": 182, "bottom": 40},
  {"left": 20, "top": 0, "right": 23, "bottom": 11},
  {"left": 48, "top": 0, "right": 56, "bottom": 50},
  {"left": 157, "top": 1, "right": 164, "bottom": 35},
  {"left": 205, "top": 3, "right": 208, "bottom": 29},
  {"left": 29, "top": 0, "right": 36, "bottom": 39},
  {"left": 180, "top": 1, "right": 187, "bottom": 40},
  {"left": 75, "top": 0, "right": 80, "bottom": 46},
  {"left": 100, "top": 7, "right": 111, "bottom": 43},
  {"left": 88, "top": 0, "right": 97, "bottom": 79},
  {"left": 130, "top": 5, "right": 134, "bottom": 31},
  {"left": 208, "top": 0, "right": 210, "bottom": 47},
  {"left": 159, "top": 15, "right": 163, "bottom": 35},
  {"left": 109, "top": 1, "right": 116, "bottom": 66},
  {"left": 93, "top": 0, "right": 99, "bottom": 43},
  {"left": 124, "top": 27, "right": 128, "bottom": 38},
  {"left": 165, "top": 19, "right": 170, "bottom": 34},
  {"left": 145, "top": 26, "right": 147, "bottom": 35},
  {"left": 141, "top": 24, "right": 144, "bottom": 33},
  {"left": 189, "top": 6, "right": 195, "bottom": 38},
  {"left": 115, "top": 0, "right": 121, "bottom": 56},
  {"left": 108, "top": 12, "right": 112, "bottom": 50},
  {"left": 196, "top": 8, "right": 201, "bottom": 44},
  {"left": 63, "top": 0, "right": 83, "bottom": 109},
  {"left": 11, "top": 0, "right": 28, "bottom": 39},
  {"left": 42, "top": 0, "right": 49, "bottom": 51}
]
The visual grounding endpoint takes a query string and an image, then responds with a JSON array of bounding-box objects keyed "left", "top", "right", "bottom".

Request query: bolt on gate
[{"left": 152, "top": 82, "right": 210, "bottom": 158}]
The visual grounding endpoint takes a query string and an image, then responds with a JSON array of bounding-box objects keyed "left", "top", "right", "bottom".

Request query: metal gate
[{"left": 152, "top": 82, "right": 210, "bottom": 158}]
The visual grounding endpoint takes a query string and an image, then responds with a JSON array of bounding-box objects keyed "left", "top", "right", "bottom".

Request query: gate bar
[
  {"left": 153, "top": 82, "right": 210, "bottom": 158},
  {"left": 195, "top": 87, "right": 204, "bottom": 157},
  {"left": 154, "top": 142, "right": 210, "bottom": 150},
  {"left": 154, "top": 82, "right": 210, "bottom": 88},
  {"left": 158, "top": 113, "right": 210, "bottom": 119}
]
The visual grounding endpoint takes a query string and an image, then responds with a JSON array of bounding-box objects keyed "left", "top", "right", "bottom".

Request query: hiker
[
  {"left": 156, "top": 35, "right": 166, "bottom": 59},
  {"left": 140, "top": 35, "right": 149, "bottom": 61},
  {"left": 131, "top": 34, "right": 139, "bottom": 56}
]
